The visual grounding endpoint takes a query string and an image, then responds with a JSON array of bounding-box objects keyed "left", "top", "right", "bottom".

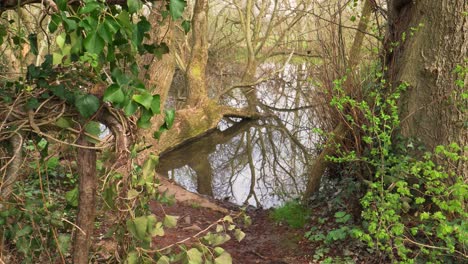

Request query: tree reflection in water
[{"left": 158, "top": 63, "right": 328, "bottom": 208}]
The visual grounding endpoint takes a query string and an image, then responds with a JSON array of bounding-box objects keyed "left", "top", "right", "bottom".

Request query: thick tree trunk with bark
[
  {"left": 388, "top": 0, "right": 467, "bottom": 168},
  {"left": 186, "top": 0, "right": 209, "bottom": 107},
  {"left": 72, "top": 136, "right": 97, "bottom": 264}
]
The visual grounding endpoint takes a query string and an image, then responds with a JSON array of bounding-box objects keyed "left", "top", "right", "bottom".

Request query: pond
[{"left": 158, "top": 63, "right": 328, "bottom": 208}]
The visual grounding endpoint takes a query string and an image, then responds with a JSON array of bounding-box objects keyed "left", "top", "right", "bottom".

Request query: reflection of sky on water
[{"left": 161, "top": 63, "right": 324, "bottom": 208}]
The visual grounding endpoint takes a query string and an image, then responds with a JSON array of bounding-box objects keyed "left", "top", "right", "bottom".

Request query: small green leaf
[
  {"left": 168, "top": 0, "right": 187, "bottom": 20},
  {"left": 214, "top": 252, "right": 232, "bottom": 264},
  {"left": 26, "top": 98, "right": 40, "bottom": 110},
  {"left": 126, "top": 251, "right": 139, "bottom": 264},
  {"left": 137, "top": 108, "right": 153, "bottom": 128},
  {"left": 124, "top": 100, "right": 138, "bottom": 116},
  {"left": 84, "top": 121, "right": 101, "bottom": 143},
  {"left": 133, "top": 216, "right": 149, "bottom": 241},
  {"left": 127, "top": 0, "right": 142, "bottom": 14},
  {"left": 49, "top": 14, "right": 61, "bottom": 33},
  {"left": 28, "top": 33, "right": 38, "bottom": 55},
  {"left": 157, "top": 256, "right": 170, "bottom": 264},
  {"left": 139, "top": 154, "right": 159, "bottom": 185},
  {"left": 163, "top": 215, "right": 178, "bottom": 228},
  {"left": 151, "top": 95, "right": 160, "bottom": 114},
  {"left": 132, "top": 92, "right": 153, "bottom": 110},
  {"left": 181, "top": 20, "right": 191, "bottom": 34},
  {"left": 153, "top": 126, "right": 167, "bottom": 139},
  {"left": 65, "top": 187, "right": 79, "bottom": 207},
  {"left": 56, "top": 117, "right": 72, "bottom": 128},
  {"left": 164, "top": 109, "right": 175, "bottom": 129},
  {"left": 103, "top": 84, "right": 125, "bottom": 105},
  {"left": 154, "top": 43, "right": 169, "bottom": 59},
  {"left": 149, "top": 221, "right": 165, "bottom": 237},
  {"left": 186, "top": 248, "right": 203, "bottom": 263},
  {"left": 213, "top": 247, "right": 225, "bottom": 256},
  {"left": 97, "top": 23, "right": 113, "bottom": 43},
  {"left": 234, "top": 229, "right": 245, "bottom": 242},
  {"left": 79, "top": 1, "right": 101, "bottom": 14},
  {"left": 127, "top": 189, "right": 139, "bottom": 199},
  {"left": 83, "top": 31, "right": 105, "bottom": 55},
  {"left": 58, "top": 234, "right": 71, "bottom": 254},
  {"left": 75, "top": 94, "right": 100, "bottom": 118},
  {"left": 16, "top": 225, "right": 32, "bottom": 237},
  {"left": 56, "top": 0, "right": 67, "bottom": 11}
]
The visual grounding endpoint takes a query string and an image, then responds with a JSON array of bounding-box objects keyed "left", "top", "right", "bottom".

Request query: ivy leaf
[
  {"left": 79, "top": 1, "right": 101, "bottom": 14},
  {"left": 214, "top": 252, "right": 232, "bottom": 264},
  {"left": 57, "top": 234, "right": 71, "bottom": 254},
  {"left": 84, "top": 121, "right": 101, "bottom": 143},
  {"left": 126, "top": 251, "right": 139, "bottom": 264},
  {"left": 75, "top": 94, "right": 100, "bottom": 118},
  {"left": 49, "top": 14, "right": 61, "bottom": 33},
  {"left": 124, "top": 100, "right": 138, "bottom": 116},
  {"left": 154, "top": 43, "right": 169, "bottom": 59},
  {"left": 151, "top": 95, "right": 160, "bottom": 114},
  {"left": 65, "top": 187, "right": 79, "bottom": 207},
  {"left": 234, "top": 229, "right": 245, "bottom": 242},
  {"left": 157, "top": 256, "right": 170, "bottom": 264},
  {"left": 55, "top": 117, "right": 72, "bottom": 128},
  {"left": 26, "top": 98, "right": 40, "bottom": 110},
  {"left": 139, "top": 154, "right": 159, "bottom": 185},
  {"left": 127, "top": 189, "right": 139, "bottom": 199},
  {"left": 132, "top": 216, "right": 149, "bottom": 241},
  {"left": 137, "top": 108, "right": 153, "bottom": 128},
  {"left": 164, "top": 109, "right": 175, "bottom": 129},
  {"left": 83, "top": 31, "right": 105, "bottom": 55},
  {"left": 97, "top": 23, "right": 113, "bottom": 43},
  {"left": 56, "top": 0, "right": 67, "bottom": 11},
  {"left": 153, "top": 126, "right": 167, "bottom": 139},
  {"left": 163, "top": 215, "right": 178, "bottom": 228},
  {"left": 28, "top": 33, "right": 38, "bottom": 55},
  {"left": 127, "top": 0, "right": 142, "bottom": 14},
  {"left": 181, "top": 20, "right": 191, "bottom": 34},
  {"left": 103, "top": 84, "right": 125, "bottom": 105},
  {"left": 132, "top": 92, "right": 153, "bottom": 110},
  {"left": 169, "top": 0, "right": 187, "bottom": 20},
  {"left": 186, "top": 248, "right": 203, "bottom": 264}
]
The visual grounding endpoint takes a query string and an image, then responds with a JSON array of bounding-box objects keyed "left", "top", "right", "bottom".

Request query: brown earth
[{"left": 149, "top": 200, "right": 314, "bottom": 264}]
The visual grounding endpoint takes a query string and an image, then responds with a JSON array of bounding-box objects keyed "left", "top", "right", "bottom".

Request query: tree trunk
[
  {"left": 72, "top": 136, "right": 97, "bottom": 264},
  {"left": 186, "top": 0, "right": 209, "bottom": 107},
  {"left": 388, "top": 0, "right": 467, "bottom": 163}
]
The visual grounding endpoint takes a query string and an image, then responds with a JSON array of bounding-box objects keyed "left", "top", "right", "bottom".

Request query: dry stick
[{"left": 303, "top": 0, "right": 373, "bottom": 201}]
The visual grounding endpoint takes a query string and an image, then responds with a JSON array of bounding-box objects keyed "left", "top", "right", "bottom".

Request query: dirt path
[{"left": 149, "top": 198, "right": 313, "bottom": 264}]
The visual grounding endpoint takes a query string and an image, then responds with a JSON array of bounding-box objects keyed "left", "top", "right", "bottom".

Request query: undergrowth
[
  {"left": 271, "top": 201, "right": 310, "bottom": 228},
  {"left": 311, "top": 67, "right": 468, "bottom": 263}
]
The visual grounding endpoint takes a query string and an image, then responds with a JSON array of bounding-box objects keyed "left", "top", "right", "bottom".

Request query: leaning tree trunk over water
[{"left": 388, "top": 0, "right": 467, "bottom": 176}]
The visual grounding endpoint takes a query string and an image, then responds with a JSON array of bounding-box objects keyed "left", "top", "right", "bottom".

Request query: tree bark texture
[
  {"left": 72, "top": 136, "right": 97, "bottom": 264},
  {"left": 388, "top": 0, "right": 467, "bottom": 174},
  {"left": 186, "top": 0, "right": 209, "bottom": 107}
]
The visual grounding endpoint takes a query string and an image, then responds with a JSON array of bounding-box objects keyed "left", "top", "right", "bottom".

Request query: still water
[{"left": 158, "top": 63, "right": 326, "bottom": 208}]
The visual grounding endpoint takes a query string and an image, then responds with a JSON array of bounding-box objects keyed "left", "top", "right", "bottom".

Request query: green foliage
[
  {"left": 328, "top": 71, "right": 468, "bottom": 263},
  {"left": 271, "top": 201, "right": 310, "bottom": 228},
  {"left": 0, "top": 140, "right": 77, "bottom": 262}
]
